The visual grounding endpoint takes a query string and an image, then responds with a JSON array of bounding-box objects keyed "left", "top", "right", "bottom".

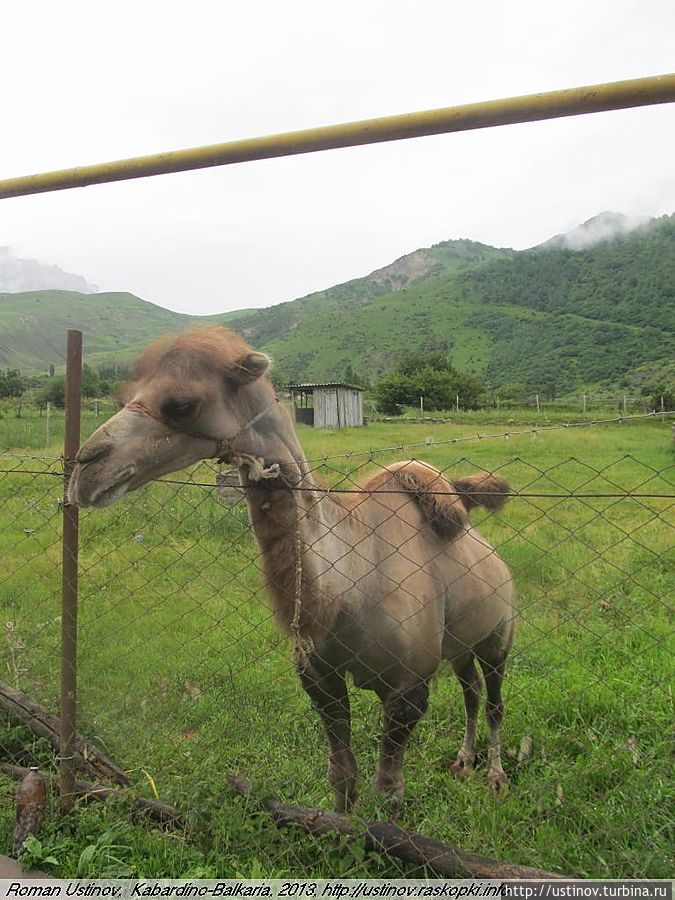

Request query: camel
[{"left": 69, "top": 326, "right": 516, "bottom": 812}]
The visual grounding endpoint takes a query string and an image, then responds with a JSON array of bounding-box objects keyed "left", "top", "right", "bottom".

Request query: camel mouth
[{"left": 71, "top": 464, "right": 137, "bottom": 509}]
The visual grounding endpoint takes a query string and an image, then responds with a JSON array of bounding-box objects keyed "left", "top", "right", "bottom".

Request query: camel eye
[{"left": 161, "top": 397, "right": 197, "bottom": 421}]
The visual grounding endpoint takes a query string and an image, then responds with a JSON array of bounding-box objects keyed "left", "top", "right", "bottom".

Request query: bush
[
  {"left": 0, "top": 370, "right": 25, "bottom": 399},
  {"left": 36, "top": 375, "right": 66, "bottom": 408},
  {"left": 642, "top": 382, "right": 675, "bottom": 411},
  {"left": 374, "top": 352, "right": 484, "bottom": 414},
  {"left": 35, "top": 364, "right": 104, "bottom": 409}
]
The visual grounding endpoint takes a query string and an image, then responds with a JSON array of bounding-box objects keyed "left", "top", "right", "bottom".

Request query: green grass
[
  {"left": 0, "top": 399, "right": 121, "bottom": 453},
  {"left": 1, "top": 417, "right": 673, "bottom": 877}
]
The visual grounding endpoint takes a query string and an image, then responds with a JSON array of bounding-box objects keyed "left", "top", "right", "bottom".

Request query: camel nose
[{"left": 76, "top": 440, "right": 111, "bottom": 465}]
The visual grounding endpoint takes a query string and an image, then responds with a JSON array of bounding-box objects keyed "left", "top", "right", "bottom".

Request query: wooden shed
[{"left": 288, "top": 383, "right": 364, "bottom": 428}]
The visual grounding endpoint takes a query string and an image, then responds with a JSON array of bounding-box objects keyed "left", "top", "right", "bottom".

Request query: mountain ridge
[{"left": 1, "top": 213, "right": 673, "bottom": 397}]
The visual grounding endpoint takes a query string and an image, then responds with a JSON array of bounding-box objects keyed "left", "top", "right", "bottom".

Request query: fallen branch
[
  {"left": 0, "top": 681, "right": 129, "bottom": 786},
  {"left": 0, "top": 763, "right": 182, "bottom": 828},
  {"left": 228, "top": 775, "right": 564, "bottom": 880}
]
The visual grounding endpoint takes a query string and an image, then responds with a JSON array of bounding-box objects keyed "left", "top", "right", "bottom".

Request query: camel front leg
[
  {"left": 299, "top": 660, "right": 357, "bottom": 813},
  {"left": 374, "top": 681, "right": 429, "bottom": 810}
]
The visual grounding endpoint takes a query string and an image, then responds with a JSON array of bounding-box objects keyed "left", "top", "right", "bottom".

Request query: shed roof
[{"left": 287, "top": 382, "right": 364, "bottom": 392}]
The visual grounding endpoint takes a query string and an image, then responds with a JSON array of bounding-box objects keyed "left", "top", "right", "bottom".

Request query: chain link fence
[{"left": 1, "top": 420, "right": 673, "bottom": 878}]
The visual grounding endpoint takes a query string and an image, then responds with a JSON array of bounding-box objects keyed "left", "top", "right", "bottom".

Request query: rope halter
[{"left": 125, "top": 395, "right": 281, "bottom": 464}]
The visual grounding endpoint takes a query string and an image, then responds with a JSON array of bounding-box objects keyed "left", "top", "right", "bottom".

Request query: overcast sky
[{"left": 2, "top": 0, "right": 674, "bottom": 315}]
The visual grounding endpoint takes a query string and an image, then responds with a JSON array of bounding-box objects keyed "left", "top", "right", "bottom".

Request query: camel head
[{"left": 68, "top": 327, "right": 274, "bottom": 508}]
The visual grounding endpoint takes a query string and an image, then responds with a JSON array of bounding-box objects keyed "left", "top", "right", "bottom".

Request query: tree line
[{"left": 0, "top": 363, "right": 129, "bottom": 408}]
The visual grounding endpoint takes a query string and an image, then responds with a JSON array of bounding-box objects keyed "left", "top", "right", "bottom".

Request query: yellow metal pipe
[{"left": 1, "top": 73, "right": 674, "bottom": 200}]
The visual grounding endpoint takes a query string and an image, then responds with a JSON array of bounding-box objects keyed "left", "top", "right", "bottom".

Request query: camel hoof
[
  {"left": 332, "top": 786, "right": 358, "bottom": 814},
  {"left": 450, "top": 753, "right": 475, "bottom": 779},
  {"left": 334, "top": 798, "right": 356, "bottom": 814},
  {"left": 488, "top": 770, "right": 509, "bottom": 795},
  {"left": 373, "top": 776, "right": 405, "bottom": 813},
  {"left": 328, "top": 763, "right": 358, "bottom": 814}
]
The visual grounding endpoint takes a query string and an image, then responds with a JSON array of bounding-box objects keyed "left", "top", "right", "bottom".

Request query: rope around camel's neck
[{"left": 234, "top": 446, "right": 322, "bottom": 671}]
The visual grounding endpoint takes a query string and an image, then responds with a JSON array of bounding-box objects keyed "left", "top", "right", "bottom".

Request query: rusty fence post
[{"left": 60, "top": 329, "right": 82, "bottom": 811}]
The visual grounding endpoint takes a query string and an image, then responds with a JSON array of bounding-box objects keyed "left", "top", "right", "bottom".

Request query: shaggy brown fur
[
  {"left": 117, "top": 327, "right": 259, "bottom": 404},
  {"left": 453, "top": 473, "right": 511, "bottom": 511}
]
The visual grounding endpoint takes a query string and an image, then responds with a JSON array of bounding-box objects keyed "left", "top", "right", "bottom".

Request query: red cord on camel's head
[{"left": 125, "top": 396, "right": 280, "bottom": 464}]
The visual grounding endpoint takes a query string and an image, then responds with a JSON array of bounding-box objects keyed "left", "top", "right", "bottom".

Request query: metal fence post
[{"left": 60, "top": 330, "right": 82, "bottom": 811}]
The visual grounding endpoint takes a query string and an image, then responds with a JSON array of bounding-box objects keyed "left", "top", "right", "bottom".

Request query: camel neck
[{"left": 234, "top": 404, "right": 335, "bottom": 645}]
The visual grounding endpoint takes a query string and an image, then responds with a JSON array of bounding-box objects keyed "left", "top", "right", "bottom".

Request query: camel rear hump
[
  {"left": 361, "top": 461, "right": 465, "bottom": 538},
  {"left": 360, "top": 462, "right": 510, "bottom": 540}
]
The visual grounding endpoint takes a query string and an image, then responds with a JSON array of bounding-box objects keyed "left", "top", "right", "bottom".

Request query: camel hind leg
[
  {"left": 475, "top": 636, "right": 510, "bottom": 794},
  {"left": 449, "top": 654, "right": 481, "bottom": 778}
]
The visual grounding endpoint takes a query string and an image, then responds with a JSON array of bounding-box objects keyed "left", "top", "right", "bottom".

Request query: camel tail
[{"left": 452, "top": 473, "right": 511, "bottom": 512}]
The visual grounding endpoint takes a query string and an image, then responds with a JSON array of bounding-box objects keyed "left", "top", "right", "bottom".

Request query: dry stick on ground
[
  {"left": 0, "top": 681, "right": 129, "bottom": 786},
  {"left": 0, "top": 763, "right": 182, "bottom": 827},
  {"left": 227, "top": 775, "right": 565, "bottom": 879}
]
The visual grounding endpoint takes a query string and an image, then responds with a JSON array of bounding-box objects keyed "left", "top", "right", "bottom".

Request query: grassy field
[
  {"left": 0, "top": 415, "right": 673, "bottom": 878},
  {"left": 0, "top": 397, "right": 666, "bottom": 454}
]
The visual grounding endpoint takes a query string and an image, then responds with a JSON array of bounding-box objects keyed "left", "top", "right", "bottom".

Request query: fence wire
[{"left": 0, "top": 430, "right": 673, "bottom": 878}]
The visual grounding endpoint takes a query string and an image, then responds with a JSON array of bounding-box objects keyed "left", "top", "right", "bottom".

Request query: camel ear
[{"left": 236, "top": 351, "right": 271, "bottom": 383}]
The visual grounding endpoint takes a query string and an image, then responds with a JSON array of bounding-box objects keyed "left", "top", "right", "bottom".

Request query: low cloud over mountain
[{"left": 537, "top": 211, "right": 651, "bottom": 251}]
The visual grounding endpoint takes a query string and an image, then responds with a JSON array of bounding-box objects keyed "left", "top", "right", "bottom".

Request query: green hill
[
  {"left": 1, "top": 215, "right": 673, "bottom": 396},
  {"left": 0, "top": 291, "right": 253, "bottom": 373},
  {"left": 228, "top": 238, "right": 508, "bottom": 350},
  {"left": 0, "top": 291, "right": 191, "bottom": 372},
  {"left": 224, "top": 216, "right": 675, "bottom": 394},
  {"left": 226, "top": 214, "right": 675, "bottom": 394},
  {"left": 452, "top": 215, "right": 674, "bottom": 393}
]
